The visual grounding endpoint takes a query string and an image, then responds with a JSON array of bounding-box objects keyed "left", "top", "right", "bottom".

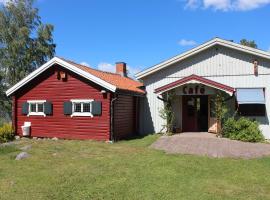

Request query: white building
[{"left": 136, "top": 38, "right": 270, "bottom": 139}]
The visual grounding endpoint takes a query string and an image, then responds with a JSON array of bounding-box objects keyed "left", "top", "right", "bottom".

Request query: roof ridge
[
  {"left": 61, "top": 58, "right": 123, "bottom": 76},
  {"left": 61, "top": 57, "right": 140, "bottom": 82}
]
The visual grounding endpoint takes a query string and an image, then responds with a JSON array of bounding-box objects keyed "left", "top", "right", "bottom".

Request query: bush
[
  {"left": 222, "top": 118, "right": 237, "bottom": 138},
  {"left": 222, "top": 117, "right": 264, "bottom": 143},
  {"left": 0, "top": 123, "right": 15, "bottom": 143}
]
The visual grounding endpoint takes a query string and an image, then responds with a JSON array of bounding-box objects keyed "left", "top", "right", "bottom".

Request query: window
[
  {"left": 236, "top": 88, "right": 266, "bottom": 117},
  {"left": 238, "top": 104, "right": 266, "bottom": 116},
  {"left": 27, "top": 100, "right": 46, "bottom": 116},
  {"left": 71, "top": 99, "right": 93, "bottom": 117}
]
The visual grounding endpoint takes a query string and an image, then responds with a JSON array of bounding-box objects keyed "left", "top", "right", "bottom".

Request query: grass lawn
[{"left": 1, "top": 135, "right": 270, "bottom": 200}]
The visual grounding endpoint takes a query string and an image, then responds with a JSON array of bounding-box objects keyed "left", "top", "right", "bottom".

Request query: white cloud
[
  {"left": 185, "top": 0, "right": 270, "bottom": 11},
  {"left": 178, "top": 39, "right": 197, "bottom": 46},
  {"left": 185, "top": 0, "right": 200, "bottom": 9},
  {"left": 97, "top": 62, "right": 115, "bottom": 73},
  {"left": 204, "top": 0, "right": 231, "bottom": 10},
  {"left": 268, "top": 47, "right": 270, "bottom": 53},
  {"left": 236, "top": 0, "right": 270, "bottom": 10},
  {"left": 97, "top": 62, "right": 141, "bottom": 78},
  {"left": 80, "top": 62, "right": 90, "bottom": 67}
]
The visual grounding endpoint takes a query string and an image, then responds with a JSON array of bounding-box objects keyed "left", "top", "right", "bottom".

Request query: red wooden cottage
[{"left": 6, "top": 57, "right": 145, "bottom": 141}]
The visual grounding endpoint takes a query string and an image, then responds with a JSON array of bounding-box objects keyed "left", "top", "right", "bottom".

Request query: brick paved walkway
[{"left": 151, "top": 132, "right": 270, "bottom": 159}]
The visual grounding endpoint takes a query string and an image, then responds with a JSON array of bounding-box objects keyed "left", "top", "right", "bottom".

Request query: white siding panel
[{"left": 139, "top": 45, "right": 270, "bottom": 138}]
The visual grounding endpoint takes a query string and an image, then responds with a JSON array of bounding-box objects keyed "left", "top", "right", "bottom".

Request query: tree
[
  {"left": 159, "top": 91, "right": 175, "bottom": 134},
  {"left": 213, "top": 91, "right": 228, "bottom": 137},
  {"left": 0, "top": 0, "right": 56, "bottom": 116},
  {"left": 240, "top": 39, "right": 258, "bottom": 49}
]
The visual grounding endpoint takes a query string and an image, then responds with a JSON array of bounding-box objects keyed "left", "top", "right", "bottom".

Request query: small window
[
  {"left": 71, "top": 99, "right": 93, "bottom": 117},
  {"left": 238, "top": 104, "right": 266, "bottom": 116},
  {"left": 27, "top": 100, "right": 46, "bottom": 116}
]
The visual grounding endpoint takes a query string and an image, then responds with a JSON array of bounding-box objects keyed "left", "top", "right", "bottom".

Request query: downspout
[{"left": 110, "top": 94, "right": 118, "bottom": 142}]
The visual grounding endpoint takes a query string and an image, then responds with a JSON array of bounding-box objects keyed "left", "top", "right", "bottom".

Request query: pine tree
[{"left": 240, "top": 39, "right": 258, "bottom": 49}]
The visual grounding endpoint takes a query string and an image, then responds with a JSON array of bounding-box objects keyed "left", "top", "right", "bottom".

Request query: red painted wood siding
[
  {"left": 113, "top": 95, "right": 137, "bottom": 140},
  {"left": 14, "top": 64, "right": 111, "bottom": 140}
]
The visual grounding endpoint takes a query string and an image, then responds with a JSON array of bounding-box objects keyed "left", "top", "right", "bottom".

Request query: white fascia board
[
  {"left": 136, "top": 38, "right": 270, "bottom": 79},
  {"left": 6, "top": 57, "right": 116, "bottom": 96},
  {"left": 216, "top": 38, "right": 270, "bottom": 59}
]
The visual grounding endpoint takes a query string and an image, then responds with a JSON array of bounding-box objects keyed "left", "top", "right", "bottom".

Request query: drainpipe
[{"left": 110, "top": 94, "right": 118, "bottom": 142}]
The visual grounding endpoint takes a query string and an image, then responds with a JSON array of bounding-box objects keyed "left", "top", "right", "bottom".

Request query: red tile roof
[{"left": 63, "top": 59, "right": 145, "bottom": 95}]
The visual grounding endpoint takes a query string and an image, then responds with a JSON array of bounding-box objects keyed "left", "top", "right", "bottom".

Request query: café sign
[
  {"left": 183, "top": 85, "right": 205, "bottom": 95},
  {"left": 175, "top": 84, "right": 215, "bottom": 95}
]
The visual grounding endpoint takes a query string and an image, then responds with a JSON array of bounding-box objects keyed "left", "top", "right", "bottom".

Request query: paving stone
[{"left": 151, "top": 132, "right": 270, "bottom": 159}]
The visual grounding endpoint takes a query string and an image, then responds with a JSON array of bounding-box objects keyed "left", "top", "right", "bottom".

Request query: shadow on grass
[
  {"left": 0, "top": 144, "right": 19, "bottom": 155},
  {"left": 116, "top": 133, "right": 161, "bottom": 147}
]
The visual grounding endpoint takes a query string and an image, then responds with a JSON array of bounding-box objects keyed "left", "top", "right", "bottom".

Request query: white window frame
[
  {"left": 71, "top": 99, "right": 94, "bottom": 117},
  {"left": 27, "top": 100, "right": 46, "bottom": 117}
]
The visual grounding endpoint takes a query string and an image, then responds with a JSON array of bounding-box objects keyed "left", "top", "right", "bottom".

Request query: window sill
[
  {"left": 28, "top": 113, "right": 46, "bottom": 117},
  {"left": 71, "top": 113, "right": 93, "bottom": 117}
]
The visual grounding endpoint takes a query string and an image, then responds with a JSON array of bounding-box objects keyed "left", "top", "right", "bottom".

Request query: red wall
[
  {"left": 14, "top": 64, "right": 111, "bottom": 140},
  {"left": 113, "top": 95, "right": 137, "bottom": 140}
]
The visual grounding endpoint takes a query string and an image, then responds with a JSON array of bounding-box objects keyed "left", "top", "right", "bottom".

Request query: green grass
[{"left": 1, "top": 135, "right": 270, "bottom": 200}]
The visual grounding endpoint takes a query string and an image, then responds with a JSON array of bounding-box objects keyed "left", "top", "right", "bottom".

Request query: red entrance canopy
[{"left": 154, "top": 74, "right": 235, "bottom": 95}]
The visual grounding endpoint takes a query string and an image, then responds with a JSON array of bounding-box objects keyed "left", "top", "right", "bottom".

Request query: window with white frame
[
  {"left": 28, "top": 100, "right": 46, "bottom": 116},
  {"left": 71, "top": 99, "right": 93, "bottom": 117}
]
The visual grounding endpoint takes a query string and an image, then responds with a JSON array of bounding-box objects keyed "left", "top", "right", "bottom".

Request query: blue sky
[{"left": 4, "top": 0, "right": 270, "bottom": 76}]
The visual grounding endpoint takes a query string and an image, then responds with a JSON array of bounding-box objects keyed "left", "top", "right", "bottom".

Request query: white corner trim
[
  {"left": 136, "top": 38, "right": 270, "bottom": 79},
  {"left": 6, "top": 57, "right": 117, "bottom": 96}
]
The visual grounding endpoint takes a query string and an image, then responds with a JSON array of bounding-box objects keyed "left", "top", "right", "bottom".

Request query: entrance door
[{"left": 182, "top": 96, "right": 208, "bottom": 132}]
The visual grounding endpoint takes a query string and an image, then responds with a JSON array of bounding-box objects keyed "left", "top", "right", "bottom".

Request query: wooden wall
[
  {"left": 139, "top": 45, "right": 270, "bottom": 138},
  {"left": 14, "top": 64, "right": 111, "bottom": 140},
  {"left": 113, "top": 94, "right": 137, "bottom": 140}
]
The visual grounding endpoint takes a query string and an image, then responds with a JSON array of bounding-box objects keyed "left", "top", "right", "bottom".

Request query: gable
[
  {"left": 15, "top": 64, "right": 109, "bottom": 98},
  {"left": 6, "top": 57, "right": 116, "bottom": 96},
  {"left": 136, "top": 38, "right": 270, "bottom": 79},
  {"left": 5, "top": 57, "right": 117, "bottom": 96},
  {"left": 140, "top": 45, "right": 270, "bottom": 90}
]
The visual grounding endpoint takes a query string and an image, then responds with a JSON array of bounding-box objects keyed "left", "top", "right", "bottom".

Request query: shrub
[
  {"left": 0, "top": 123, "right": 15, "bottom": 143},
  {"left": 222, "top": 118, "right": 237, "bottom": 138},
  {"left": 222, "top": 117, "right": 264, "bottom": 143}
]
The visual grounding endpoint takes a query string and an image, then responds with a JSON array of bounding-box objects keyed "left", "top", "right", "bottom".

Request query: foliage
[
  {"left": 213, "top": 91, "right": 228, "bottom": 136},
  {"left": 222, "top": 117, "right": 264, "bottom": 142},
  {"left": 159, "top": 91, "right": 175, "bottom": 134},
  {"left": 0, "top": 0, "right": 56, "bottom": 115},
  {"left": 1, "top": 138, "right": 270, "bottom": 199},
  {"left": 240, "top": 39, "right": 258, "bottom": 49},
  {"left": 0, "top": 123, "right": 15, "bottom": 143}
]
